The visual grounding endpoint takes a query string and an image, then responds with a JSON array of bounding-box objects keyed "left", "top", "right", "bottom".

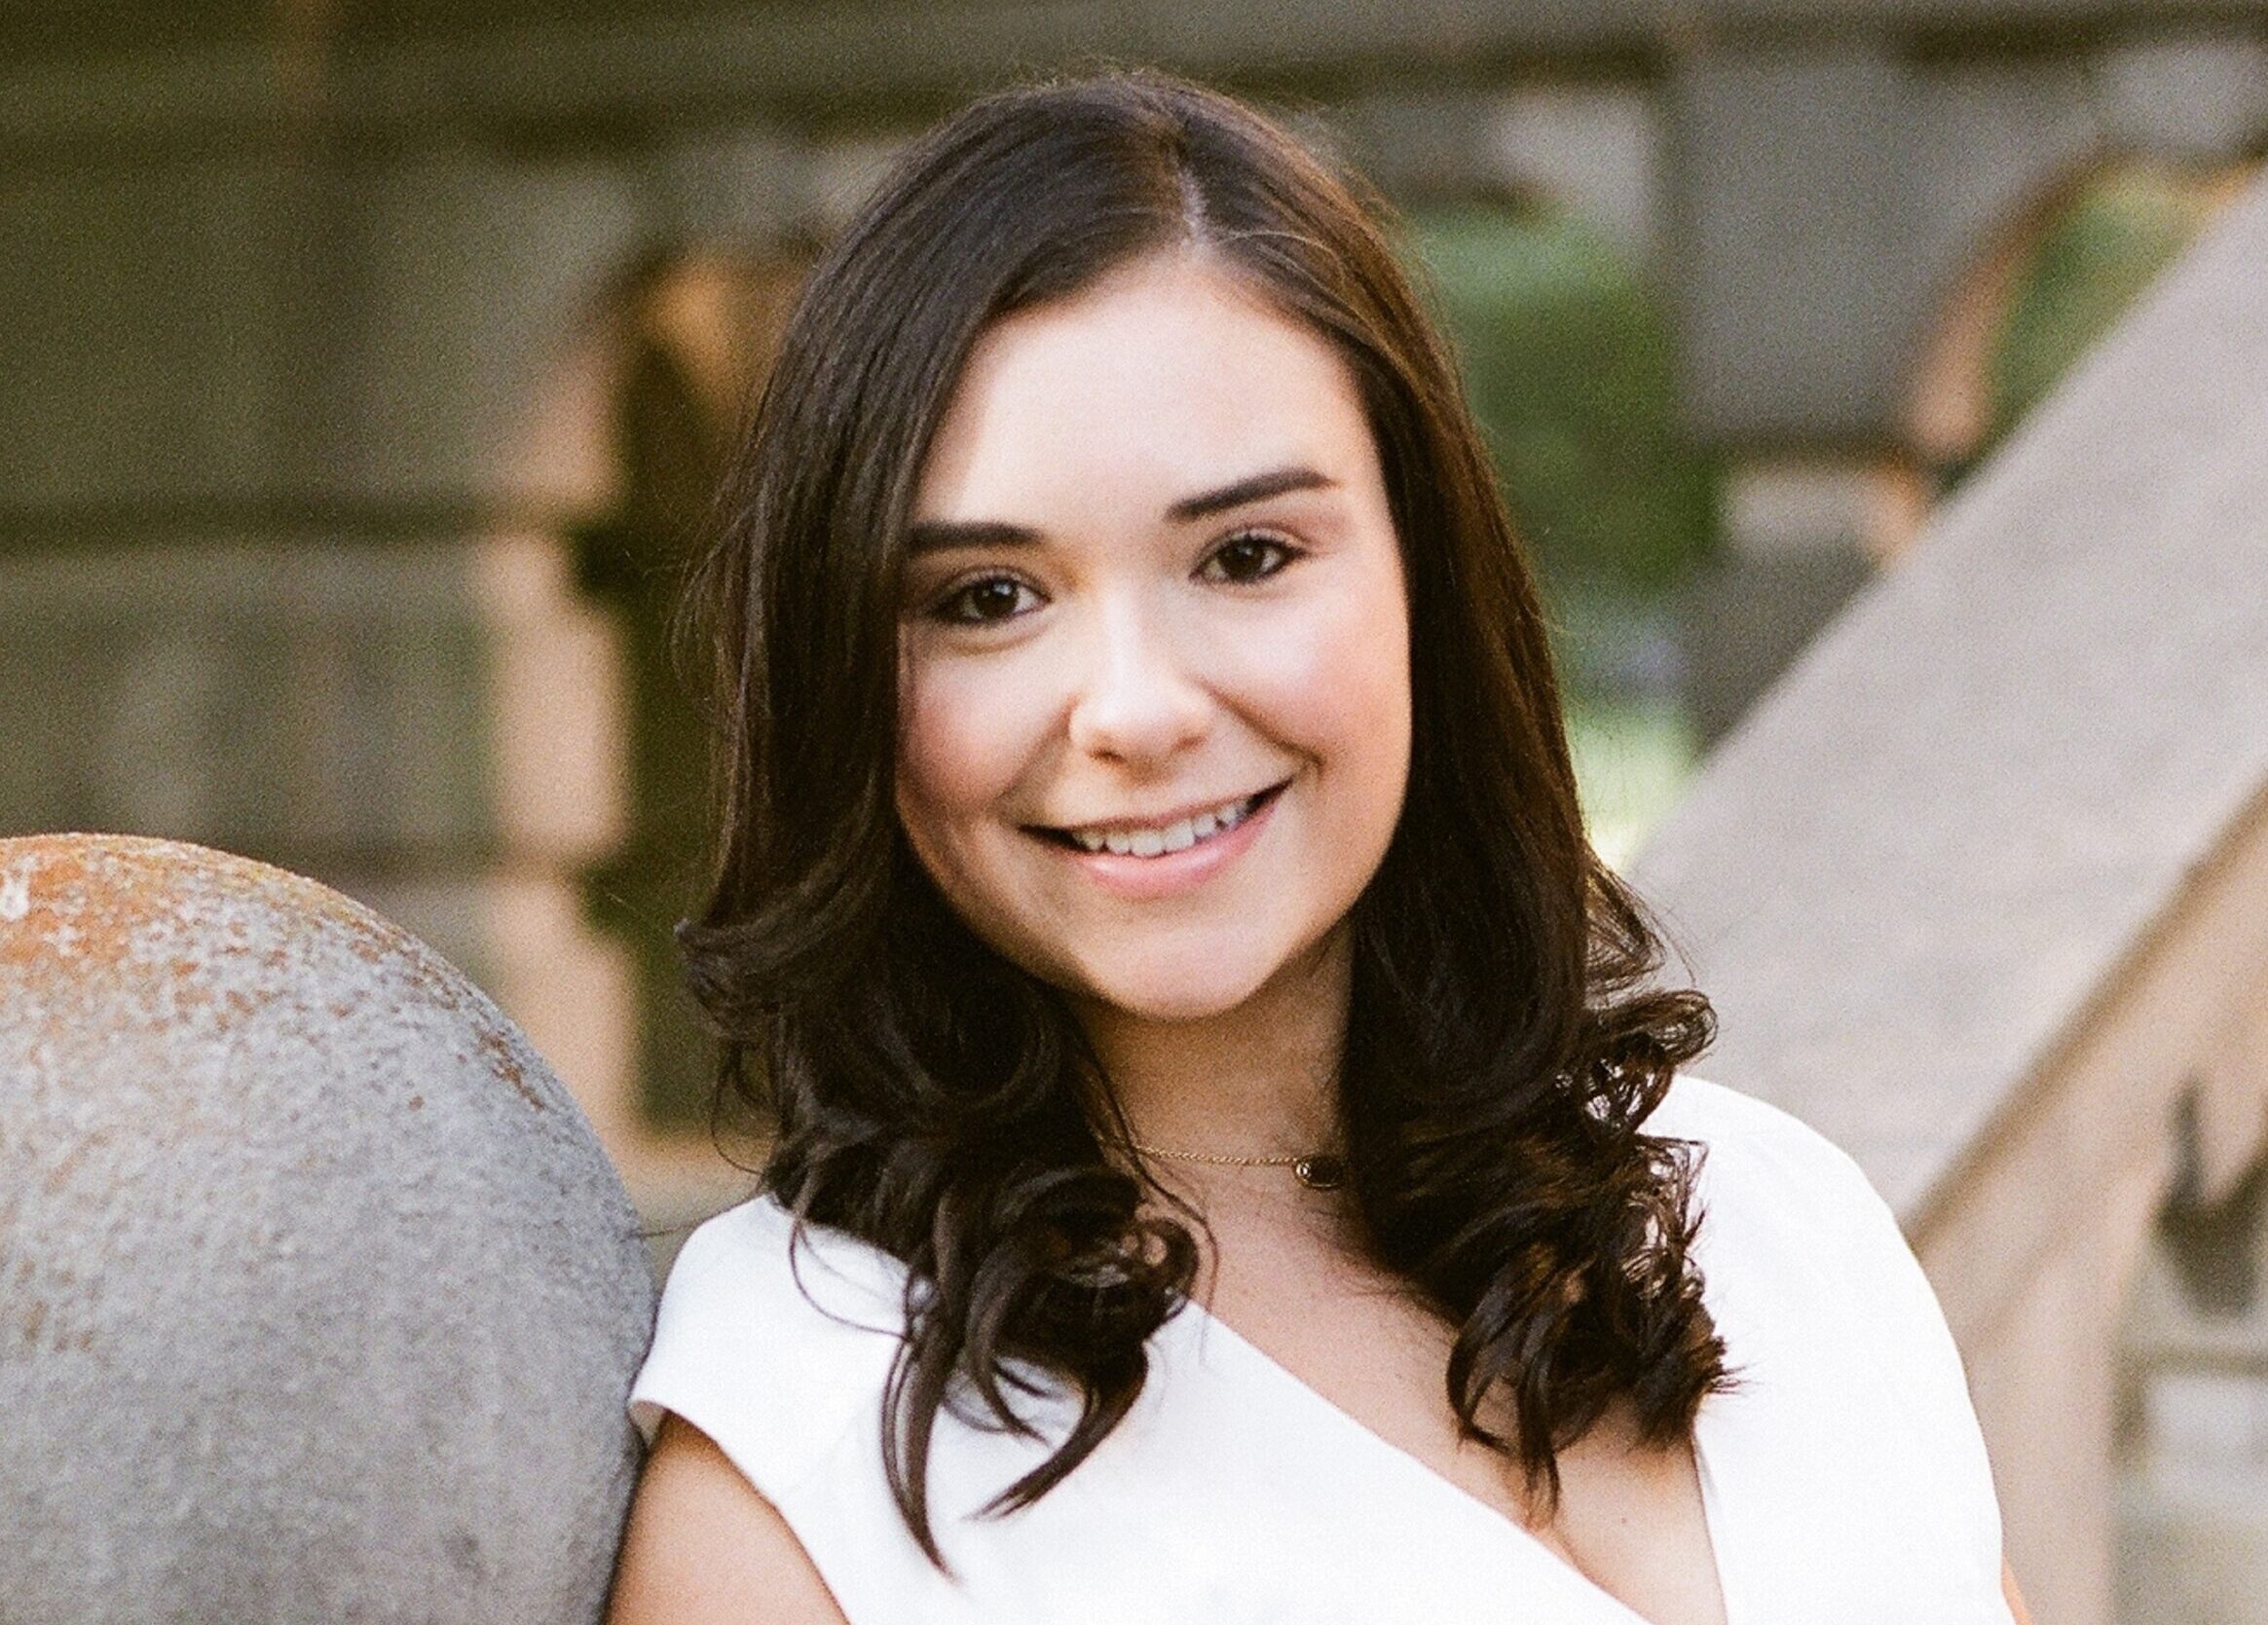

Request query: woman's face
[{"left": 896, "top": 250, "right": 1412, "bottom": 1023}]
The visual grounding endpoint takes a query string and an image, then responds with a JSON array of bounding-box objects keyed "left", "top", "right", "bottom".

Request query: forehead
[{"left": 913, "top": 251, "right": 1377, "bottom": 523}]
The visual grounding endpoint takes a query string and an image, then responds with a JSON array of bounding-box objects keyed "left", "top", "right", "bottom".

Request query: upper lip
[{"left": 1031, "top": 779, "right": 1286, "bottom": 833}]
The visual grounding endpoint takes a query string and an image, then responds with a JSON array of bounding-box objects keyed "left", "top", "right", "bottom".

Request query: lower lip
[{"left": 1041, "top": 789, "right": 1283, "bottom": 901}]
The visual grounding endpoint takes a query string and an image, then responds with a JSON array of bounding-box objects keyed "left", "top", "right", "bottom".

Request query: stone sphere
[{"left": 0, "top": 834, "right": 656, "bottom": 1624}]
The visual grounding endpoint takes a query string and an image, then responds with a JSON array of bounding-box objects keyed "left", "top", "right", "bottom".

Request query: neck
[{"left": 1073, "top": 925, "right": 1352, "bottom": 1163}]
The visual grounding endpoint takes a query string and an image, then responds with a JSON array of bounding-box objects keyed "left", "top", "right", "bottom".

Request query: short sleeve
[
  {"left": 627, "top": 1200, "right": 986, "bottom": 1623},
  {"left": 628, "top": 1200, "right": 905, "bottom": 1508},
  {"left": 1792, "top": 1121, "right": 2001, "bottom": 1505},
  {"left": 1650, "top": 1077, "right": 2009, "bottom": 1607}
]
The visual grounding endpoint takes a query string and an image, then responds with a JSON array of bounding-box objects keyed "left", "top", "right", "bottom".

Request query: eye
[
  {"left": 930, "top": 573, "right": 1042, "bottom": 626},
  {"left": 1200, "top": 531, "right": 1301, "bottom": 585}
]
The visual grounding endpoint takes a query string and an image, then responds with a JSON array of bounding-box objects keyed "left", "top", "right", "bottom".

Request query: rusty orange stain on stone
[
  {"left": 476, "top": 1024, "right": 547, "bottom": 1113},
  {"left": 3, "top": 835, "right": 359, "bottom": 975},
  {"left": 0, "top": 833, "right": 537, "bottom": 1110}
]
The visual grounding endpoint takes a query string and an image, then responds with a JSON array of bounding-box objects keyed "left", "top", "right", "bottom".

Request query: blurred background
[{"left": 4, "top": 4, "right": 2265, "bottom": 1621}]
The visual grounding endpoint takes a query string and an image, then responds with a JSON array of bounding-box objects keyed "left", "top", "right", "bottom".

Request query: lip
[{"left": 1029, "top": 780, "right": 1288, "bottom": 900}]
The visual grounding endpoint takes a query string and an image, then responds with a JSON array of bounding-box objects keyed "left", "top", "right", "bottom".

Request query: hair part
[{"left": 677, "top": 66, "right": 1726, "bottom": 1566}]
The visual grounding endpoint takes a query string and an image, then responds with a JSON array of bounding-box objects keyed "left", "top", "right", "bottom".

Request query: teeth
[{"left": 1066, "top": 793, "right": 1259, "bottom": 857}]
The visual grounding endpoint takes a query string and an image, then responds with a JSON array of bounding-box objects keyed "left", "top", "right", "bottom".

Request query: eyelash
[
  {"left": 923, "top": 531, "right": 1304, "bottom": 626},
  {"left": 1199, "top": 532, "right": 1302, "bottom": 585}
]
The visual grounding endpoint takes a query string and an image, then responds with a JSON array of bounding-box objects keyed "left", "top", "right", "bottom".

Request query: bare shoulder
[{"left": 608, "top": 1413, "right": 852, "bottom": 1625}]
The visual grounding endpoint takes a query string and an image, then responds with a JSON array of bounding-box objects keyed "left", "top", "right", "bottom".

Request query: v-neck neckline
[{"left": 1169, "top": 1294, "right": 1735, "bottom": 1625}]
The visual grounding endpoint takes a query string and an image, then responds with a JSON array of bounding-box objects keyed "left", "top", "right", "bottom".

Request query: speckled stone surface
[{"left": 0, "top": 833, "right": 655, "bottom": 1623}]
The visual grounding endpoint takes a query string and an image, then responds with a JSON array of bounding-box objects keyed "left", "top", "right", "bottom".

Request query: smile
[{"left": 1037, "top": 783, "right": 1286, "bottom": 858}]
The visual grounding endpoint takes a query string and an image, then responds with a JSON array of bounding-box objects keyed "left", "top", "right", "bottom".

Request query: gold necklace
[{"left": 1120, "top": 1138, "right": 1350, "bottom": 1191}]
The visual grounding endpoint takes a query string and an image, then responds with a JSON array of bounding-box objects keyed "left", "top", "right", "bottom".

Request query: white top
[{"left": 630, "top": 1077, "right": 2014, "bottom": 1623}]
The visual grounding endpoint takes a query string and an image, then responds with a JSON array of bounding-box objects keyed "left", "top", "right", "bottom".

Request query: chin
[
  {"left": 1083, "top": 980, "right": 1257, "bottom": 1025},
  {"left": 1058, "top": 942, "right": 1292, "bottom": 1025}
]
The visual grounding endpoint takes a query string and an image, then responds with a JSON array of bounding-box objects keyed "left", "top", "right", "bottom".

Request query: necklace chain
[
  {"left": 1116, "top": 1138, "right": 1350, "bottom": 1190},
  {"left": 1122, "top": 1139, "right": 1304, "bottom": 1168}
]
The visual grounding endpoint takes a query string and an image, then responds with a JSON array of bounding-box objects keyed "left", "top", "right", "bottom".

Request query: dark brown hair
[{"left": 678, "top": 68, "right": 1725, "bottom": 1563}]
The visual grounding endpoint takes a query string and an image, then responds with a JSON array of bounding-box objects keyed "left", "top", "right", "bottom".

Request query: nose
[{"left": 1063, "top": 596, "right": 1212, "bottom": 765}]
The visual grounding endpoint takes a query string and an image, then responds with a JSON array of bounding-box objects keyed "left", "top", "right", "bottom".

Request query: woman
[{"left": 608, "top": 71, "right": 2031, "bottom": 1624}]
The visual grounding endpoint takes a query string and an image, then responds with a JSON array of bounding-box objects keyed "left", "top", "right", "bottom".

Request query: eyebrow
[
  {"left": 1168, "top": 463, "right": 1337, "bottom": 522},
  {"left": 906, "top": 463, "right": 1338, "bottom": 555}
]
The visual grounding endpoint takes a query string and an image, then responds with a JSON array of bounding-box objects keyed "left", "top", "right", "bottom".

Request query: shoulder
[
  {"left": 1649, "top": 1080, "right": 2008, "bottom": 1577},
  {"left": 625, "top": 1199, "right": 1089, "bottom": 1619},
  {"left": 1641, "top": 1074, "right": 1962, "bottom": 1382},
  {"left": 1643, "top": 1072, "right": 1866, "bottom": 1174},
  {"left": 653, "top": 1196, "right": 911, "bottom": 1330},
  {"left": 1649, "top": 1075, "right": 1994, "bottom": 1438},
  {"left": 1642, "top": 1073, "right": 1901, "bottom": 1243},
  {"left": 630, "top": 1197, "right": 911, "bottom": 1495}
]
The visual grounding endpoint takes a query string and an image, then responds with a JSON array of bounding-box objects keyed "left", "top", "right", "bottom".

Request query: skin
[
  {"left": 892, "top": 249, "right": 1411, "bottom": 1163},
  {"left": 608, "top": 251, "right": 2037, "bottom": 1625}
]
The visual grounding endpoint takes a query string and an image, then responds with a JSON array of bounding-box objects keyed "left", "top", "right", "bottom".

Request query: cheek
[
  {"left": 894, "top": 650, "right": 1045, "bottom": 844},
  {"left": 1235, "top": 566, "right": 1412, "bottom": 795}
]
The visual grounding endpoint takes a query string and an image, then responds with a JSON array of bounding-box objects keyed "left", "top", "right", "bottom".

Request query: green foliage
[
  {"left": 1988, "top": 166, "right": 2215, "bottom": 448},
  {"left": 1398, "top": 204, "right": 1715, "bottom": 858},
  {"left": 1400, "top": 204, "right": 1717, "bottom": 602}
]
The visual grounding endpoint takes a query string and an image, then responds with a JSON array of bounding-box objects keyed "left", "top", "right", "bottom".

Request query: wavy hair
[{"left": 677, "top": 68, "right": 1726, "bottom": 1563}]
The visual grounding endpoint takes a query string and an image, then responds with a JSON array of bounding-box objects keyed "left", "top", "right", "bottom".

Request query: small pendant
[{"left": 1293, "top": 1154, "right": 1347, "bottom": 1191}]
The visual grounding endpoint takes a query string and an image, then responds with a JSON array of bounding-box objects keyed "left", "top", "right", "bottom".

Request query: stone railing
[{"left": 1631, "top": 173, "right": 2268, "bottom": 1625}]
